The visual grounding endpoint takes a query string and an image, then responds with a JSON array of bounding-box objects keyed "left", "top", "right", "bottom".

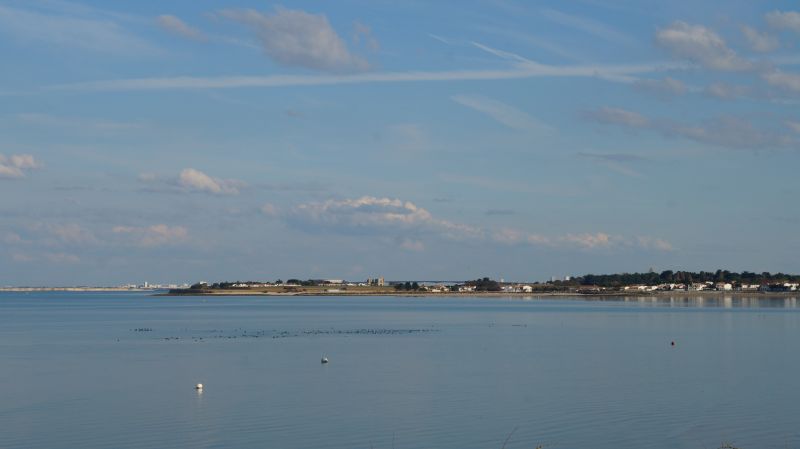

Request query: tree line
[{"left": 558, "top": 270, "right": 800, "bottom": 288}]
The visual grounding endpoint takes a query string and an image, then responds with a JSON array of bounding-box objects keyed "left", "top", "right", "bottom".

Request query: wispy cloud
[
  {"left": 583, "top": 107, "right": 649, "bottom": 127},
  {"left": 381, "top": 124, "right": 429, "bottom": 154},
  {"left": 0, "top": 4, "right": 155, "bottom": 54},
  {"left": 584, "top": 106, "right": 798, "bottom": 150},
  {"left": 636, "top": 236, "right": 673, "bottom": 251},
  {"left": 633, "top": 77, "right": 687, "bottom": 98},
  {"left": 452, "top": 94, "right": 553, "bottom": 132},
  {"left": 427, "top": 33, "right": 456, "bottom": 45},
  {"left": 655, "top": 21, "right": 751, "bottom": 71},
  {"left": 761, "top": 70, "right": 800, "bottom": 93},
  {"left": 14, "top": 113, "right": 144, "bottom": 132},
  {"left": 48, "top": 58, "right": 681, "bottom": 92},
  {"left": 741, "top": 25, "right": 779, "bottom": 53},
  {"left": 352, "top": 21, "right": 379, "bottom": 52},
  {"left": 577, "top": 152, "right": 646, "bottom": 178},
  {"left": 44, "top": 252, "right": 81, "bottom": 264},
  {"left": 6, "top": 222, "right": 97, "bottom": 248},
  {"left": 485, "top": 209, "right": 516, "bottom": 216},
  {"left": 260, "top": 203, "right": 279, "bottom": 217},
  {"left": 216, "top": 6, "right": 368, "bottom": 72},
  {"left": 8, "top": 251, "right": 80, "bottom": 264},
  {"left": 475, "top": 26, "right": 584, "bottom": 62},
  {"left": 43, "top": 223, "right": 98, "bottom": 245},
  {"left": 156, "top": 14, "right": 206, "bottom": 41},
  {"left": 765, "top": 10, "right": 800, "bottom": 33},
  {"left": 112, "top": 224, "right": 188, "bottom": 247},
  {"left": 491, "top": 228, "right": 671, "bottom": 251},
  {"left": 399, "top": 238, "right": 425, "bottom": 252},
  {"left": 704, "top": 82, "right": 749, "bottom": 100},
  {"left": 540, "top": 8, "right": 636, "bottom": 46}
]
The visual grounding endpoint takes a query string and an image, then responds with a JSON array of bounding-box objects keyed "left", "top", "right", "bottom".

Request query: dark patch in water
[{"left": 156, "top": 328, "right": 438, "bottom": 342}]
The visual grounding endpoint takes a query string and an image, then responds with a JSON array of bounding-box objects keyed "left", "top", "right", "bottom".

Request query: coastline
[
  {"left": 157, "top": 289, "right": 800, "bottom": 297},
  {"left": 0, "top": 287, "right": 158, "bottom": 292}
]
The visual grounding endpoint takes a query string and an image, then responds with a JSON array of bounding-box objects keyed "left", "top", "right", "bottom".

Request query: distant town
[
  {"left": 167, "top": 269, "right": 800, "bottom": 295},
  {"left": 3, "top": 270, "right": 799, "bottom": 294}
]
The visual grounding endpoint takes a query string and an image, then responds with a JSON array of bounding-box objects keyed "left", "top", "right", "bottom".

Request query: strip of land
[{"left": 161, "top": 286, "right": 800, "bottom": 297}]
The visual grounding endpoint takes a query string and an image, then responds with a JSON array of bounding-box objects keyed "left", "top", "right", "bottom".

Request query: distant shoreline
[
  {"left": 0, "top": 287, "right": 159, "bottom": 292},
  {"left": 1, "top": 288, "right": 796, "bottom": 298},
  {"left": 158, "top": 289, "right": 800, "bottom": 297}
]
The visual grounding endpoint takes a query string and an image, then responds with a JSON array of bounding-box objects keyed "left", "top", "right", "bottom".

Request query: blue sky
[{"left": 2, "top": 0, "right": 800, "bottom": 285}]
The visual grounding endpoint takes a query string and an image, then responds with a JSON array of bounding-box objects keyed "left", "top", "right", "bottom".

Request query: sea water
[{"left": 1, "top": 292, "right": 798, "bottom": 449}]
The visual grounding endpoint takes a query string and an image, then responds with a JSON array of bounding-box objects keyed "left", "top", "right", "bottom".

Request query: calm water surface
[{"left": 1, "top": 293, "right": 799, "bottom": 449}]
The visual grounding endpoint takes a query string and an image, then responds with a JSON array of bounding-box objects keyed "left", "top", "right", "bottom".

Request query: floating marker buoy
[
  {"left": 321, "top": 357, "right": 329, "bottom": 364},
  {"left": 195, "top": 383, "right": 204, "bottom": 390},
  {"left": 670, "top": 341, "right": 675, "bottom": 346}
]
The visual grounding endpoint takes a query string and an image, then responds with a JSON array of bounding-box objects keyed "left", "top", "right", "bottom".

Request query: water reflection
[{"left": 614, "top": 295, "right": 800, "bottom": 308}]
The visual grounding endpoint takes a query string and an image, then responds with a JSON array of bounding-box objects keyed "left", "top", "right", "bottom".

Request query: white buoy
[
  {"left": 195, "top": 383, "right": 204, "bottom": 390},
  {"left": 321, "top": 357, "right": 329, "bottom": 364}
]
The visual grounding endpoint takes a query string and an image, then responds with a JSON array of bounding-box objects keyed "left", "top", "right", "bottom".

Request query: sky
[{"left": 2, "top": 0, "right": 800, "bottom": 286}]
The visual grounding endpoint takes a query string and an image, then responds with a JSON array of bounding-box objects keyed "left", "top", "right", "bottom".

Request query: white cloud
[
  {"left": 765, "top": 10, "right": 800, "bottom": 33},
  {"left": 156, "top": 15, "right": 205, "bottom": 41},
  {"left": 762, "top": 69, "right": 800, "bottom": 93},
  {"left": 218, "top": 7, "right": 368, "bottom": 72},
  {"left": 0, "top": 4, "right": 155, "bottom": 54},
  {"left": 178, "top": 168, "right": 240, "bottom": 195},
  {"left": 291, "top": 197, "right": 451, "bottom": 231},
  {"left": 287, "top": 196, "right": 483, "bottom": 241},
  {"left": 113, "top": 224, "right": 188, "bottom": 247},
  {"left": 283, "top": 195, "right": 671, "bottom": 252},
  {"left": 0, "top": 154, "right": 40, "bottom": 179},
  {"left": 655, "top": 21, "right": 751, "bottom": 71},
  {"left": 141, "top": 169, "right": 242, "bottom": 195},
  {"left": 741, "top": 25, "right": 778, "bottom": 53},
  {"left": 452, "top": 94, "right": 553, "bottom": 132}
]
